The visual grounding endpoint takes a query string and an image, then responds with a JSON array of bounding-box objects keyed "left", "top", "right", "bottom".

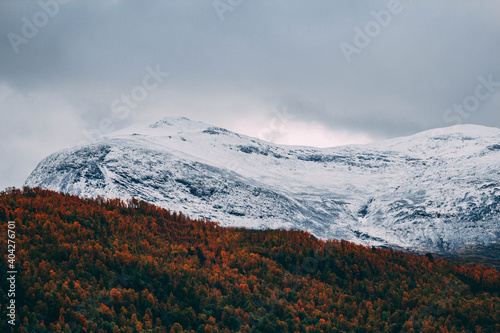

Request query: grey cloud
[{"left": 1, "top": 0, "right": 499, "bottom": 190}]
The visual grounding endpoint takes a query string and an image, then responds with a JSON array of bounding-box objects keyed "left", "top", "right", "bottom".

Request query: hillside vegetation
[{"left": 1, "top": 187, "right": 499, "bottom": 332}]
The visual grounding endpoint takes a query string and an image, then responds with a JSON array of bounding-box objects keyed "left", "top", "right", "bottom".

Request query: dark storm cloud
[{"left": 1, "top": 0, "right": 499, "bottom": 190}]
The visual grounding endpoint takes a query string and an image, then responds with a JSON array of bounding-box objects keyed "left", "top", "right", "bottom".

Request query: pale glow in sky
[
  {"left": 231, "top": 117, "right": 375, "bottom": 148},
  {"left": 265, "top": 121, "right": 374, "bottom": 148}
]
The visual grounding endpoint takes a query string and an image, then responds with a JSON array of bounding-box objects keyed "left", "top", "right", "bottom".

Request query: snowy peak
[
  {"left": 25, "top": 119, "right": 500, "bottom": 256},
  {"left": 108, "top": 117, "right": 211, "bottom": 137},
  {"left": 147, "top": 117, "right": 209, "bottom": 132},
  {"left": 107, "top": 117, "right": 245, "bottom": 149},
  {"left": 370, "top": 124, "right": 500, "bottom": 156}
]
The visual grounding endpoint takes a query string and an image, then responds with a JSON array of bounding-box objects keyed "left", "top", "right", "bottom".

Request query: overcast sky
[{"left": 1, "top": 0, "right": 499, "bottom": 191}]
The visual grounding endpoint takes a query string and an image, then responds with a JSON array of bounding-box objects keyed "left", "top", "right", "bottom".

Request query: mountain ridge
[{"left": 25, "top": 117, "right": 500, "bottom": 255}]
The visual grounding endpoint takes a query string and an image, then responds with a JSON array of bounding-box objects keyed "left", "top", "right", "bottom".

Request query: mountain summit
[{"left": 25, "top": 117, "right": 500, "bottom": 255}]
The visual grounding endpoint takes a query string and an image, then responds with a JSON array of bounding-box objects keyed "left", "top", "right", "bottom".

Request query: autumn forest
[{"left": 1, "top": 187, "right": 499, "bottom": 332}]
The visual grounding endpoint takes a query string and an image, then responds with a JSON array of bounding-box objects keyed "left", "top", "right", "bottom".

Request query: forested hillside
[{"left": 1, "top": 188, "right": 499, "bottom": 332}]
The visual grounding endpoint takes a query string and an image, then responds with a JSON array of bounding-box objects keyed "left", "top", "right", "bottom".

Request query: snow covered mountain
[{"left": 25, "top": 117, "right": 500, "bottom": 255}]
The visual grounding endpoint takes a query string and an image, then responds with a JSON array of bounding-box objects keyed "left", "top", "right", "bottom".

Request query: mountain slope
[{"left": 25, "top": 117, "right": 500, "bottom": 255}]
